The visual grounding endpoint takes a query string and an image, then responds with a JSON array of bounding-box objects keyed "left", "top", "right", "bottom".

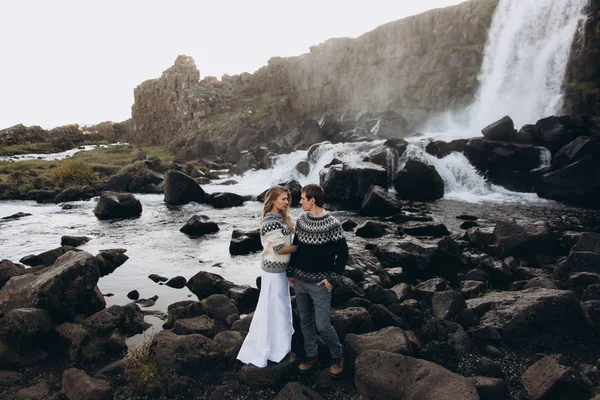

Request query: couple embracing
[{"left": 237, "top": 184, "right": 349, "bottom": 377}]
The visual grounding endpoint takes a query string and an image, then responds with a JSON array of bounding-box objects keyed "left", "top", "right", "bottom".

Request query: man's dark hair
[{"left": 302, "top": 184, "right": 325, "bottom": 207}]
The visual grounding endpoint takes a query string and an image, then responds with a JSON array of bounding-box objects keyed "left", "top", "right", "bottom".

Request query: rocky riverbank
[{"left": 1, "top": 167, "right": 600, "bottom": 399}]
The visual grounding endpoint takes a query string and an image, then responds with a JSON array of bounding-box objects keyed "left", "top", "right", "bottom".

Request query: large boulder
[
  {"left": 163, "top": 170, "right": 206, "bottom": 205},
  {"left": 490, "top": 220, "right": 556, "bottom": 259},
  {"left": 19, "top": 246, "right": 75, "bottom": 267},
  {"left": 321, "top": 162, "right": 387, "bottom": 208},
  {"left": 466, "top": 288, "right": 586, "bottom": 341},
  {"left": 345, "top": 327, "right": 414, "bottom": 369},
  {"left": 0, "top": 251, "right": 101, "bottom": 322},
  {"left": 360, "top": 185, "right": 403, "bottom": 217},
  {"left": 464, "top": 138, "right": 542, "bottom": 172},
  {"left": 95, "top": 249, "right": 128, "bottom": 277},
  {"left": 104, "top": 168, "right": 163, "bottom": 193},
  {"left": 257, "top": 180, "right": 302, "bottom": 207},
  {"left": 555, "top": 232, "right": 600, "bottom": 278},
  {"left": 179, "top": 215, "right": 219, "bottom": 237},
  {"left": 206, "top": 192, "right": 246, "bottom": 209},
  {"left": 355, "top": 350, "right": 479, "bottom": 400},
  {"left": 536, "top": 157, "right": 600, "bottom": 208},
  {"left": 62, "top": 368, "right": 113, "bottom": 400},
  {"left": 535, "top": 116, "right": 580, "bottom": 154},
  {"left": 425, "top": 139, "right": 468, "bottom": 158},
  {"left": 186, "top": 271, "right": 234, "bottom": 299},
  {"left": 229, "top": 229, "right": 262, "bottom": 255},
  {"left": 94, "top": 191, "right": 142, "bottom": 220},
  {"left": 521, "top": 355, "right": 592, "bottom": 400},
  {"left": 552, "top": 136, "right": 600, "bottom": 169},
  {"left": 393, "top": 160, "right": 444, "bottom": 201},
  {"left": 240, "top": 353, "right": 298, "bottom": 387},
  {"left": 481, "top": 116, "right": 516, "bottom": 142},
  {"left": 0, "top": 259, "right": 26, "bottom": 290},
  {"left": 151, "top": 330, "right": 223, "bottom": 394},
  {"left": 0, "top": 308, "right": 54, "bottom": 348}
]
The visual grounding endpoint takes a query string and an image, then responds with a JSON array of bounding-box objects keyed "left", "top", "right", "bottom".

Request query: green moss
[
  {"left": 82, "top": 341, "right": 103, "bottom": 361},
  {"left": 566, "top": 80, "right": 600, "bottom": 95}
]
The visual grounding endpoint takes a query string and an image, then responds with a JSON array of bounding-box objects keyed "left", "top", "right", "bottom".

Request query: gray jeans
[{"left": 294, "top": 279, "right": 343, "bottom": 359}]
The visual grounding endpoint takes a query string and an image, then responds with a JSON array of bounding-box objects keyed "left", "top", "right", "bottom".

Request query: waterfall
[{"left": 468, "top": 0, "right": 589, "bottom": 130}]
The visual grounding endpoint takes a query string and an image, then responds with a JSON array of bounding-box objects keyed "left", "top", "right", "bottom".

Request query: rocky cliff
[
  {"left": 131, "top": 0, "right": 498, "bottom": 146},
  {"left": 563, "top": 0, "right": 600, "bottom": 115}
]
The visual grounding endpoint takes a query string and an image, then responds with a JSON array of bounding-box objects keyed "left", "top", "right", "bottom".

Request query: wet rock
[
  {"left": 166, "top": 276, "right": 187, "bottom": 289},
  {"left": 0, "top": 259, "right": 26, "bottom": 290},
  {"left": 0, "top": 251, "right": 101, "bottom": 322},
  {"left": 355, "top": 350, "right": 479, "bottom": 400},
  {"left": 399, "top": 222, "right": 450, "bottom": 238},
  {"left": 360, "top": 185, "right": 403, "bottom": 217},
  {"left": 295, "top": 161, "right": 310, "bottom": 176},
  {"left": 180, "top": 215, "right": 219, "bottom": 237},
  {"left": 1, "top": 212, "right": 32, "bottom": 220},
  {"left": 364, "top": 283, "right": 398, "bottom": 307},
  {"left": 481, "top": 116, "right": 516, "bottom": 142},
  {"left": 346, "top": 297, "right": 373, "bottom": 309},
  {"left": 206, "top": 192, "right": 246, "bottom": 209},
  {"left": 127, "top": 290, "right": 139, "bottom": 300},
  {"left": 552, "top": 136, "right": 600, "bottom": 170},
  {"left": 240, "top": 353, "right": 297, "bottom": 387},
  {"left": 227, "top": 285, "right": 259, "bottom": 314},
  {"left": 231, "top": 313, "right": 253, "bottom": 333},
  {"left": 62, "top": 368, "right": 113, "bottom": 400},
  {"left": 55, "top": 322, "right": 92, "bottom": 361},
  {"left": 135, "top": 295, "right": 158, "bottom": 308},
  {"left": 413, "top": 278, "right": 451, "bottom": 298},
  {"left": 275, "top": 382, "right": 325, "bottom": 400},
  {"left": 341, "top": 219, "right": 358, "bottom": 231},
  {"left": 19, "top": 245, "right": 76, "bottom": 267},
  {"left": 186, "top": 271, "right": 234, "bottom": 299},
  {"left": 163, "top": 169, "right": 206, "bottom": 206},
  {"left": 426, "top": 139, "right": 468, "bottom": 158},
  {"left": 491, "top": 220, "right": 556, "bottom": 259},
  {"left": 55, "top": 187, "right": 96, "bottom": 203},
  {"left": 393, "top": 160, "right": 444, "bottom": 201},
  {"left": 60, "top": 235, "right": 90, "bottom": 247},
  {"left": 84, "top": 304, "right": 148, "bottom": 336},
  {"left": 521, "top": 355, "right": 592, "bottom": 400},
  {"left": 355, "top": 220, "right": 389, "bottom": 238},
  {"left": 229, "top": 229, "right": 262, "bottom": 255},
  {"left": 149, "top": 274, "right": 168, "bottom": 283},
  {"left": 95, "top": 249, "right": 128, "bottom": 277},
  {"left": 330, "top": 307, "right": 375, "bottom": 340},
  {"left": 321, "top": 162, "right": 387, "bottom": 208},
  {"left": 466, "top": 288, "right": 585, "bottom": 341},
  {"left": 257, "top": 180, "right": 302, "bottom": 206},
  {"left": 537, "top": 157, "right": 600, "bottom": 208},
  {"left": 391, "top": 283, "right": 412, "bottom": 302},
  {"left": 93, "top": 191, "right": 142, "bottom": 220}
]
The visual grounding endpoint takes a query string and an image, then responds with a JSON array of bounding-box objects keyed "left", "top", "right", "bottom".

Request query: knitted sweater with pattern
[
  {"left": 287, "top": 211, "right": 348, "bottom": 286},
  {"left": 260, "top": 212, "right": 293, "bottom": 273}
]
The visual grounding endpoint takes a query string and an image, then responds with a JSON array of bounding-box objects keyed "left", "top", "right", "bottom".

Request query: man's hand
[
  {"left": 288, "top": 277, "right": 294, "bottom": 284},
  {"left": 317, "top": 279, "right": 332, "bottom": 292}
]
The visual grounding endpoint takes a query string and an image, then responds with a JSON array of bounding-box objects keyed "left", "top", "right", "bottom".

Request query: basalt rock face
[
  {"left": 563, "top": 0, "right": 600, "bottom": 116},
  {"left": 131, "top": 0, "right": 498, "bottom": 147},
  {"left": 131, "top": 56, "right": 239, "bottom": 145},
  {"left": 0, "top": 124, "right": 88, "bottom": 150}
]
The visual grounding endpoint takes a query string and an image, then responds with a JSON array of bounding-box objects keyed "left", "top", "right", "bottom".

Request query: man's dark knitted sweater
[{"left": 288, "top": 211, "right": 349, "bottom": 286}]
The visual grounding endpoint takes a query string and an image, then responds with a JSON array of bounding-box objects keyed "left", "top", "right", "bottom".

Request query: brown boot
[
  {"left": 329, "top": 356, "right": 344, "bottom": 378},
  {"left": 298, "top": 356, "right": 318, "bottom": 373}
]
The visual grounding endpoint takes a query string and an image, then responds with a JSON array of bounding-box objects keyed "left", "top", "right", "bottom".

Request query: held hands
[
  {"left": 317, "top": 279, "right": 333, "bottom": 292},
  {"left": 288, "top": 277, "right": 294, "bottom": 284}
]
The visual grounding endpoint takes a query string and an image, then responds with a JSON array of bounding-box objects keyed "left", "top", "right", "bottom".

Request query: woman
[{"left": 236, "top": 185, "right": 297, "bottom": 367}]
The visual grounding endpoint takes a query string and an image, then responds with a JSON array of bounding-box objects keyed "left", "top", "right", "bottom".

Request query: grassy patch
[
  {"left": 0, "top": 142, "right": 61, "bottom": 156},
  {"left": 126, "top": 336, "right": 166, "bottom": 396},
  {"left": 51, "top": 159, "right": 96, "bottom": 187}
]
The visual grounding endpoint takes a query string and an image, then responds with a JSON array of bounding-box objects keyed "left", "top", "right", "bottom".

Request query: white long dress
[{"left": 236, "top": 270, "right": 294, "bottom": 367}]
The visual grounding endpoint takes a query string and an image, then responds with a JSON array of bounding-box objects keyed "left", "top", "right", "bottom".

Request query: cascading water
[
  {"left": 207, "top": 0, "right": 589, "bottom": 205},
  {"left": 468, "top": 0, "right": 589, "bottom": 129}
]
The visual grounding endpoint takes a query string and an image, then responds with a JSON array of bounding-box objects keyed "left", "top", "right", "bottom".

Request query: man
[{"left": 288, "top": 183, "right": 349, "bottom": 378}]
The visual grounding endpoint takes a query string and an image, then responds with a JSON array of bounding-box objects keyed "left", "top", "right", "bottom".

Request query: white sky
[{"left": 0, "top": 0, "right": 465, "bottom": 130}]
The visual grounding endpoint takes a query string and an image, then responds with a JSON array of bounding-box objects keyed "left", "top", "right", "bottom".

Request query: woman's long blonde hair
[{"left": 261, "top": 185, "right": 294, "bottom": 232}]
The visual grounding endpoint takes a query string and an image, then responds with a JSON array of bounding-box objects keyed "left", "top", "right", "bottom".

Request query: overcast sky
[{"left": 0, "top": 0, "right": 465, "bottom": 130}]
